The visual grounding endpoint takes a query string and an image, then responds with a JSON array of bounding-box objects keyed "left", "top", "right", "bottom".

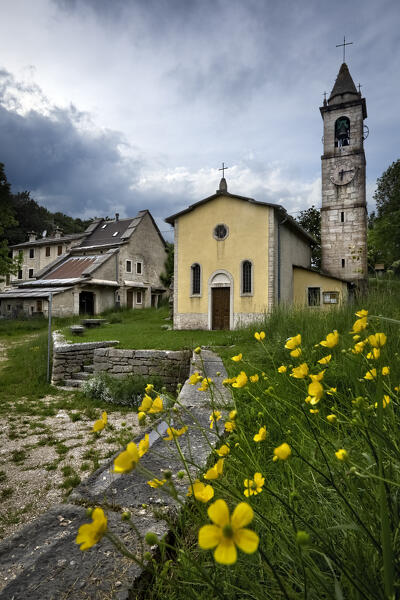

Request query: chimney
[
  {"left": 115, "top": 213, "right": 119, "bottom": 221},
  {"left": 54, "top": 226, "right": 63, "bottom": 239},
  {"left": 28, "top": 231, "right": 36, "bottom": 242}
]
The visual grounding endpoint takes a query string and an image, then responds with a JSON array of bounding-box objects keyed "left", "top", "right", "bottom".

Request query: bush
[{"left": 81, "top": 372, "right": 164, "bottom": 408}]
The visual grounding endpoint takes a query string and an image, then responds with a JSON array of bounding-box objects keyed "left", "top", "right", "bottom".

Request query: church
[{"left": 165, "top": 60, "right": 367, "bottom": 330}]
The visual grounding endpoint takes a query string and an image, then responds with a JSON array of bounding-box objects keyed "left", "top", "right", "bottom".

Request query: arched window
[
  {"left": 241, "top": 260, "right": 252, "bottom": 295},
  {"left": 191, "top": 263, "right": 201, "bottom": 295},
  {"left": 335, "top": 116, "right": 350, "bottom": 147}
]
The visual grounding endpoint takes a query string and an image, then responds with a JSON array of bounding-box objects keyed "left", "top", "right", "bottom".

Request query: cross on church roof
[
  {"left": 219, "top": 162, "right": 229, "bottom": 178},
  {"left": 336, "top": 36, "right": 353, "bottom": 63}
]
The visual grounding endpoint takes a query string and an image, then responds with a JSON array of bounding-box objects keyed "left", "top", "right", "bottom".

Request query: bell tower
[{"left": 320, "top": 63, "right": 368, "bottom": 286}]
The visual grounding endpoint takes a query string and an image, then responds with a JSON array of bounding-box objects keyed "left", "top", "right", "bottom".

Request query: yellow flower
[
  {"left": 375, "top": 395, "right": 391, "bottom": 409},
  {"left": 327, "top": 387, "right": 337, "bottom": 395},
  {"left": 253, "top": 426, "right": 267, "bottom": 442},
  {"left": 352, "top": 340, "right": 367, "bottom": 354},
  {"left": 351, "top": 317, "right": 368, "bottom": 334},
  {"left": 320, "top": 330, "right": 339, "bottom": 348},
  {"left": 250, "top": 374, "right": 259, "bottom": 383},
  {"left": 189, "top": 372, "right": 203, "bottom": 385},
  {"left": 309, "top": 409, "right": 319, "bottom": 414},
  {"left": 145, "top": 383, "right": 154, "bottom": 393},
  {"left": 335, "top": 449, "right": 348, "bottom": 461},
  {"left": 290, "top": 363, "right": 309, "bottom": 379},
  {"left": 138, "top": 395, "right": 153, "bottom": 413},
  {"left": 290, "top": 347, "right": 302, "bottom": 358},
  {"left": 355, "top": 309, "right": 368, "bottom": 318},
  {"left": 138, "top": 411, "right": 146, "bottom": 422},
  {"left": 243, "top": 473, "right": 265, "bottom": 497},
  {"left": 148, "top": 396, "right": 163, "bottom": 414},
  {"left": 93, "top": 411, "right": 107, "bottom": 433},
  {"left": 225, "top": 420, "right": 236, "bottom": 432},
  {"left": 163, "top": 425, "right": 188, "bottom": 440},
  {"left": 254, "top": 331, "right": 266, "bottom": 341},
  {"left": 367, "top": 348, "right": 380, "bottom": 360},
  {"left": 309, "top": 370, "right": 325, "bottom": 382},
  {"left": 232, "top": 353, "right": 242, "bottom": 362},
  {"left": 326, "top": 414, "right": 337, "bottom": 423},
  {"left": 114, "top": 441, "right": 140, "bottom": 473},
  {"left": 353, "top": 334, "right": 361, "bottom": 341},
  {"left": 222, "top": 377, "right": 237, "bottom": 385},
  {"left": 382, "top": 366, "right": 390, "bottom": 376},
  {"left": 76, "top": 507, "right": 107, "bottom": 551},
  {"left": 209, "top": 410, "right": 222, "bottom": 429},
  {"left": 364, "top": 369, "right": 377, "bottom": 381},
  {"left": 308, "top": 381, "right": 323, "bottom": 404},
  {"left": 277, "top": 365, "right": 287, "bottom": 373},
  {"left": 198, "top": 499, "right": 259, "bottom": 565},
  {"left": 204, "top": 458, "right": 224, "bottom": 480},
  {"left": 147, "top": 478, "right": 167, "bottom": 488},
  {"left": 273, "top": 443, "right": 291, "bottom": 461},
  {"left": 190, "top": 481, "right": 215, "bottom": 503},
  {"left": 138, "top": 434, "right": 149, "bottom": 457},
  {"left": 368, "top": 333, "right": 387, "bottom": 348},
  {"left": 216, "top": 444, "right": 230, "bottom": 457},
  {"left": 232, "top": 371, "right": 248, "bottom": 388},
  {"left": 194, "top": 346, "right": 202, "bottom": 354},
  {"left": 198, "top": 377, "right": 213, "bottom": 391},
  {"left": 318, "top": 355, "right": 331, "bottom": 364},
  {"left": 285, "top": 334, "right": 301, "bottom": 350}
]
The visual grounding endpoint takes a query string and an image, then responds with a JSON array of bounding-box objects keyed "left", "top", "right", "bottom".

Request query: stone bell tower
[{"left": 320, "top": 63, "right": 368, "bottom": 287}]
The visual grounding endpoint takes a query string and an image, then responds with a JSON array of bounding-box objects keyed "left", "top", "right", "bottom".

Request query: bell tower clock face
[{"left": 330, "top": 161, "right": 357, "bottom": 186}]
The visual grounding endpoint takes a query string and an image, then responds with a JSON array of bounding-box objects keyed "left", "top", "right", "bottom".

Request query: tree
[
  {"left": 160, "top": 242, "right": 174, "bottom": 288},
  {"left": 296, "top": 205, "right": 321, "bottom": 269},
  {"left": 372, "top": 159, "right": 400, "bottom": 266},
  {"left": 0, "top": 163, "right": 21, "bottom": 280}
]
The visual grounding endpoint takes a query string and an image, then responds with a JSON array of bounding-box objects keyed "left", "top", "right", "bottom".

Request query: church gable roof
[{"left": 329, "top": 63, "right": 358, "bottom": 102}]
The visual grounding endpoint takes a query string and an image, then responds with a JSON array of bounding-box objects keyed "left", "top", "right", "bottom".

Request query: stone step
[
  {"left": 63, "top": 379, "right": 83, "bottom": 388},
  {"left": 83, "top": 364, "right": 94, "bottom": 373},
  {"left": 73, "top": 372, "right": 90, "bottom": 381}
]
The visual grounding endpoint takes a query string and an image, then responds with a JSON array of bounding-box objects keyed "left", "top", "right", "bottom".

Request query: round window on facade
[{"left": 213, "top": 223, "right": 229, "bottom": 241}]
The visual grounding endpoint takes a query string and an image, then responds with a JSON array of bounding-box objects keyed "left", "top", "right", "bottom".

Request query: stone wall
[
  {"left": 93, "top": 347, "right": 191, "bottom": 391},
  {"left": 51, "top": 332, "right": 119, "bottom": 385}
]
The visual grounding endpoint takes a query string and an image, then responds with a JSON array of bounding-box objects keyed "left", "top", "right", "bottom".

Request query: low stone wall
[
  {"left": 94, "top": 347, "right": 191, "bottom": 391},
  {"left": 51, "top": 332, "right": 119, "bottom": 385}
]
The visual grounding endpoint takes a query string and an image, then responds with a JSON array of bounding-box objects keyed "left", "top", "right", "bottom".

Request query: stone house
[{"left": 0, "top": 210, "right": 167, "bottom": 318}]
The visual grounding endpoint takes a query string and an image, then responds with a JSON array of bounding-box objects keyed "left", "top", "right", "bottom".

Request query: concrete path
[{"left": 0, "top": 349, "right": 230, "bottom": 600}]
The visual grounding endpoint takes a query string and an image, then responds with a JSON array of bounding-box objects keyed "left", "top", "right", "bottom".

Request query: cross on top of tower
[
  {"left": 336, "top": 36, "right": 353, "bottom": 63},
  {"left": 219, "top": 162, "right": 229, "bottom": 178}
]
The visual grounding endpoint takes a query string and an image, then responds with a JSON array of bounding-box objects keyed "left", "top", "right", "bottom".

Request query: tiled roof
[
  {"left": 11, "top": 233, "right": 86, "bottom": 249},
  {"left": 78, "top": 216, "right": 142, "bottom": 248},
  {"left": 329, "top": 63, "right": 358, "bottom": 102}
]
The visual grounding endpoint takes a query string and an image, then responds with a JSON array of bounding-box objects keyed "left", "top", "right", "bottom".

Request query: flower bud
[
  {"left": 143, "top": 551, "right": 152, "bottom": 561},
  {"left": 296, "top": 531, "right": 310, "bottom": 546},
  {"left": 177, "top": 470, "right": 185, "bottom": 479},
  {"left": 163, "top": 470, "right": 172, "bottom": 479},
  {"left": 85, "top": 507, "right": 94, "bottom": 517},
  {"left": 145, "top": 532, "right": 159, "bottom": 546},
  {"left": 121, "top": 511, "right": 131, "bottom": 521}
]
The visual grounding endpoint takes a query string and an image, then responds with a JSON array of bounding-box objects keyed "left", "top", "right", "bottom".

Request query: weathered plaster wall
[{"left": 293, "top": 267, "right": 348, "bottom": 307}]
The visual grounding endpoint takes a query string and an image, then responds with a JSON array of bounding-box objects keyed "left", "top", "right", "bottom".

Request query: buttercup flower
[
  {"left": 209, "top": 410, "right": 222, "bottom": 429},
  {"left": 232, "top": 371, "right": 248, "bottom": 388},
  {"left": 277, "top": 365, "right": 287, "bottom": 373},
  {"left": 290, "top": 347, "right": 302, "bottom": 358},
  {"left": 198, "top": 378, "right": 212, "bottom": 392},
  {"left": 114, "top": 442, "right": 140, "bottom": 473},
  {"left": 375, "top": 395, "right": 390, "bottom": 409},
  {"left": 189, "top": 481, "right": 214, "bottom": 503},
  {"left": 163, "top": 426, "right": 188, "bottom": 440},
  {"left": 148, "top": 396, "right": 163, "bottom": 414},
  {"left": 326, "top": 414, "right": 337, "bottom": 423},
  {"left": 367, "top": 348, "right": 380, "bottom": 360},
  {"left": 145, "top": 383, "right": 154, "bottom": 393},
  {"left": 93, "top": 411, "right": 107, "bottom": 433},
  {"left": 327, "top": 387, "right": 337, "bottom": 395},
  {"left": 225, "top": 420, "right": 236, "bottom": 432},
  {"left": 285, "top": 334, "right": 301, "bottom": 350},
  {"left": 138, "top": 411, "right": 146, "bottom": 422},
  {"left": 320, "top": 330, "right": 339, "bottom": 348},
  {"left": 138, "top": 433, "right": 149, "bottom": 457},
  {"left": 318, "top": 355, "right": 331, "bottom": 364},
  {"left": 309, "top": 408, "right": 319, "bottom": 414},
  {"left": 194, "top": 346, "right": 202, "bottom": 354},
  {"left": 254, "top": 331, "right": 266, "bottom": 341},
  {"left": 351, "top": 317, "right": 368, "bottom": 334},
  {"left": 309, "top": 370, "right": 325, "bottom": 382},
  {"left": 198, "top": 499, "right": 259, "bottom": 565},
  {"left": 76, "top": 507, "right": 107, "bottom": 550},
  {"left": 382, "top": 366, "right": 390, "bottom": 376},
  {"left": 147, "top": 478, "right": 167, "bottom": 488},
  {"left": 364, "top": 369, "right": 377, "bottom": 381},
  {"left": 216, "top": 444, "right": 230, "bottom": 457},
  {"left": 222, "top": 377, "right": 237, "bottom": 385},
  {"left": 244, "top": 472, "right": 265, "bottom": 497},
  {"left": 355, "top": 309, "right": 368, "bottom": 318},
  {"left": 352, "top": 341, "right": 367, "bottom": 354},
  {"left": 290, "top": 363, "right": 309, "bottom": 379},
  {"left": 232, "top": 353, "right": 243, "bottom": 362},
  {"left": 189, "top": 372, "right": 203, "bottom": 385},
  {"left": 335, "top": 449, "right": 348, "bottom": 461},
  {"left": 204, "top": 458, "right": 225, "bottom": 480},
  {"left": 308, "top": 380, "right": 323, "bottom": 404},
  {"left": 229, "top": 409, "right": 237, "bottom": 420},
  {"left": 250, "top": 374, "right": 259, "bottom": 383},
  {"left": 368, "top": 333, "right": 387, "bottom": 348},
  {"left": 253, "top": 426, "right": 267, "bottom": 442},
  {"left": 273, "top": 443, "right": 291, "bottom": 461}
]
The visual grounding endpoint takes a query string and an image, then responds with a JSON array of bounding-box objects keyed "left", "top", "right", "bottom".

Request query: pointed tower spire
[{"left": 329, "top": 63, "right": 358, "bottom": 104}]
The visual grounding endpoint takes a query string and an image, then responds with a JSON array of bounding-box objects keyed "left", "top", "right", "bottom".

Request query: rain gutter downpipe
[{"left": 277, "top": 211, "right": 288, "bottom": 304}]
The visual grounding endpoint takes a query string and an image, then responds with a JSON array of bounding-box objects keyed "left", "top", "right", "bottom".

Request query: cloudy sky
[{"left": 0, "top": 0, "right": 399, "bottom": 239}]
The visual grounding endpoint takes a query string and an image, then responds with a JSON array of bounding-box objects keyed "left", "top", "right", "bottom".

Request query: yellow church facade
[{"left": 166, "top": 179, "right": 341, "bottom": 330}]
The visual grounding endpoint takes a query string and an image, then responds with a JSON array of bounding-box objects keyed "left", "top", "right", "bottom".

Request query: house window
[
  {"left": 57, "top": 245, "right": 62, "bottom": 256},
  {"left": 126, "top": 260, "right": 132, "bottom": 273},
  {"left": 308, "top": 287, "right": 321, "bottom": 306},
  {"left": 136, "top": 290, "right": 142, "bottom": 304},
  {"left": 29, "top": 248, "right": 34, "bottom": 258},
  {"left": 18, "top": 270, "right": 23, "bottom": 279},
  {"left": 45, "top": 246, "right": 51, "bottom": 257},
  {"left": 28, "top": 269, "right": 34, "bottom": 278},
  {"left": 213, "top": 223, "right": 229, "bottom": 241},
  {"left": 241, "top": 260, "right": 253, "bottom": 295},
  {"left": 340, "top": 212, "right": 344, "bottom": 223},
  {"left": 342, "top": 258, "right": 345, "bottom": 268},
  {"left": 191, "top": 263, "right": 201, "bottom": 295},
  {"left": 323, "top": 291, "right": 339, "bottom": 304},
  {"left": 136, "top": 261, "right": 143, "bottom": 275}
]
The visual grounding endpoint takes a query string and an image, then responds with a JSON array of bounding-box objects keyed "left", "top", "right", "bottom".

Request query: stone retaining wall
[
  {"left": 51, "top": 332, "right": 119, "bottom": 385},
  {"left": 93, "top": 347, "right": 191, "bottom": 391}
]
